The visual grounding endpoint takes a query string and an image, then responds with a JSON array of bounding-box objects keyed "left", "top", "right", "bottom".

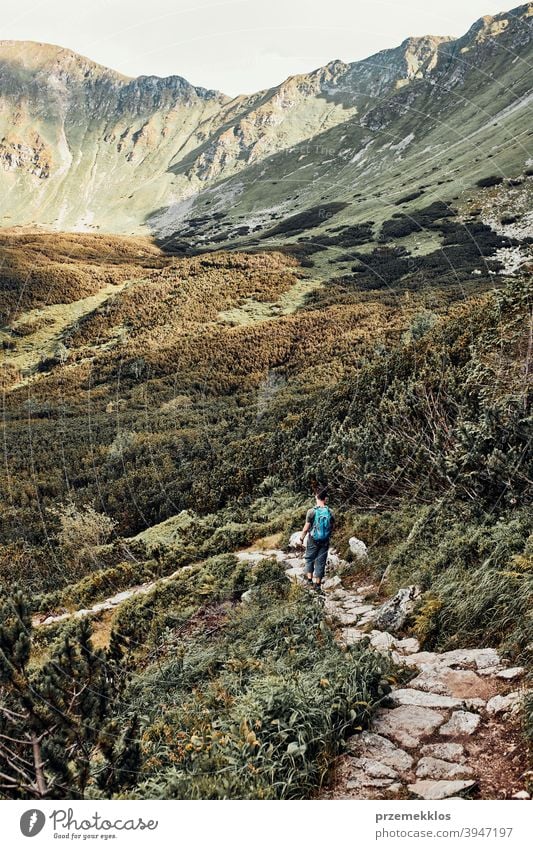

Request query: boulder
[
  {"left": 373, "top": 585, "right": 421, "bottom": 633},
  {"left": 512, "top": 791, "right": 531, "bottom": 800},
  {"left": 415, "top": 757, "right": 474, "bottom": 780},
  {"left": 348, "top": 537, "right": 368, "bottom": 560},
  {"left": 486, "top": 692, "right": 523, "bottom": 716},
  {"left": 419, "top": 743, "right": 465, "bottom": 763},
  {"left": 288, "top": 531, "right": 306, "bottom": 550},
  {"left": 408, "top": 779, "right": 476, "bottom": 800},
  {"left": 373, "top": 704, "right": 445, "bottom": 749},
  {"left": 439, "top": 711, "right": 481, "bottom": 736}
]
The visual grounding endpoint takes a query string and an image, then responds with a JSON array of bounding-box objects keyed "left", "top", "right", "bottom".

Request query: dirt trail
[{"left": 32, "top": 543, "right": 530, "bottom": 800}]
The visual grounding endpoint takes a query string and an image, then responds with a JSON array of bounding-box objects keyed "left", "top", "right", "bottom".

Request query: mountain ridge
[{"left": 0, "top": 2, "right": 531, "bottom": 235}]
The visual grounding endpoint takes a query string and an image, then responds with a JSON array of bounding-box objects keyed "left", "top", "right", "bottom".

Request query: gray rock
[
  {"left": 437, "top": 648, "right": 501, "bottom": 670},
  {"left": 419, "top": 743, "right": 465, "bottom": 763},
  {"left": 327, "top": 549, "right": 347, "bottom": 569},
  {"left": 373, "top": 585, "right": 421, "bottom": 633},
  {"left": 346, "top": 775, "right": 395, "bottom": 789},
  {"left": 241, "top": 588, "right": 257, "bottom": 604},
  {"left": 463, "top": 698, "right": 486, "bottom": 711},
  {"left": 408, "top": 779, "right": 476, "bottom": 800},
  {"left": 408, "top": 668, "right": 494, "bottom": 700},
  {"left": 402, "top": 651, "right": 442, "bottom": 669},
  {"left": 288, "top": 532, "right": 306, "bottom": 550},
  {"left": 496, "top": 667, "right": 525, "bottom": 680},
  {"left": 348, "top": 537, "right": 368, "bottom": 560},
  {"left": 235, "top": 550, "right": 268, "bottom": 563},
  {"left": 486, "top": 692, "right": 522, "bottom": 716},
  {"left": 394, "top": 637, "right": 420, "bottom": 655},
  {"left": 415, "top": 757, "right": 474, "bottom": 780},
  {"left": 439, "top": 711, "right": 481, "bottom": 736},
  {"left": 369, "top": 631, "right": 396, "bottom": 652},
  {"left": 512, "top": 791, "right": 530, "bottom": 799},
  {"left": 340, "top": 627, "right": 366, "bottom": 646},
  {"left": 373, "top": 704, "right": 445, "bottom": 749},
  {"left": 346, "top": 731, "right": 414, "bottom": 773},
  {"left": 357, "top": 584, "right": 377, "bottom": 596},
  {"left": 388, "top": 689, "right": 464, "bottom": 710},
  {"left": 336, "top": 610, "right": 365, "bottom": 626},
  {"left": 322, "top": 574, "right": 341, "bottom": 590},
  {"left": 285, "top": 557, "right": 305, "bottom": 568},
  {"left": 357, "top": 611, "right": 378, "bottom": 627},
  {"left": 349, "top": 757, "right": 398, "bottom": 779}
]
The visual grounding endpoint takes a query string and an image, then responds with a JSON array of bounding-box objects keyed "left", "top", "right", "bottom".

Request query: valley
[{"left": 0, "top": 2, "right": 531, "bottom": 802}]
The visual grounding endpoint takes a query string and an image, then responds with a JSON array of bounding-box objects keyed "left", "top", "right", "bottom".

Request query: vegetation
[{"left": 0, "top": 225, "right": 530, "bottom": 798}]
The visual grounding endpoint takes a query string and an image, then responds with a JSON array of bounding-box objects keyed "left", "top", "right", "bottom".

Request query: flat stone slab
[
  {"left": 285, "top": 566, "right": 305, "bottom": 580},
  {"left": 336, "top": 610, "right": 367, "bottom": 626},
  {"left": 419, "top": 743, "right": 465, "bottom": 763},
  {"left": 439, "top": 711, "right": 481, "bottom": 736},
  {"left": 389, "top": 689, "right": 464, "bottom": 710},
  {"left": 340, "top": 628, "right": 366, "bottom": 646},
  {"left": 408, "top": 668, "right": 497, "bottom": 700},
  {"left": 437, "top": 648, "right": 501, "bottom": 670},
  {"left": 394, "top": 637, "right": 420, "bottom": 654},
  {"left": 496, "top": 667, "right": 525, "bottom": 680},
  {"left": 486, "top": 692, "right": 523, "bottom": 716},
  {"left": 349, "top": 757, "right": 398, "bottom": 779},
  {"left": 369, "top": 631, "right": 397, "bottom": 652},
  {"left": 346, "top": 731, "right": 414, "bottom": 773},
  {"left": 373, "top": 705, "right": 445, "bottom": 749},
  {"left": 322, "top": 575, "right": 341, "bottom": 590},
  {"left": 402, "top": 651, "right": 442, "bottom": 669},
  {"left": 408, "top": 779, "right": 477, "bottom": 800},
  {"left": 416, "top": 757, "right": 474, "bottom": 780}
]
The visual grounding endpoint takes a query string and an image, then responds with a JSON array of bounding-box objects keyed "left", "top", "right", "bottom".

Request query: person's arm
[
  {"left": 300, "top": 521, "right": 311, "bottom": 543},
  {"left": 300, "top": 509, "right": 314, "bottom": 543}
]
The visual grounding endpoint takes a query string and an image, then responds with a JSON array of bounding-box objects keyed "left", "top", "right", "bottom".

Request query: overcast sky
[{"left": 2, "top": 0, "right": 513, "bottom": 94}]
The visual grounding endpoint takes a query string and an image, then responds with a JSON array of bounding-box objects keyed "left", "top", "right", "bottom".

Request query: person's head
[{"left": 315, "top": 485, "right": 329, "bottom": 505}]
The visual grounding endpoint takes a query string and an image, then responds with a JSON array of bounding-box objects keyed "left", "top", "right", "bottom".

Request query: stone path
[
  {"left": 33, "top": 540, "right": 530, "bottom": 800},
  {"left": 237, "top": 545, "right": 530, "bottom": 801}
]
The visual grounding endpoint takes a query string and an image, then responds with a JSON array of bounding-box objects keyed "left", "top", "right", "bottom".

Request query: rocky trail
[
  {"left": 238, "top": 542, "right": 531, "bottom": 802},
  {"left": 33, "top": 540, "right": 530, "bottom": 800}
]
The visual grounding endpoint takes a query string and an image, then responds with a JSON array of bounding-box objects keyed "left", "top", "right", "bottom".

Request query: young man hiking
[{"left": 299, "top": 486, "right": 334, "bottom": 591}]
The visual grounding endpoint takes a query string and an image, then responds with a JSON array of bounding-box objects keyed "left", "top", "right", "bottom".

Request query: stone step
[
  {"left": 373, "top": 705, "right": 446, "bottom": 749},
  {"left": 408, "top": 779, "right": 477, "bottom": 800}
]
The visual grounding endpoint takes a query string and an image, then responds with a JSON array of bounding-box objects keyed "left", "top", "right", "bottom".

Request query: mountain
[
  {"left": 0, "top": 4, "right": 531, "bottom": 803},
  {"left": 0, "top": 3, "right": 531, "bottom": 239}
]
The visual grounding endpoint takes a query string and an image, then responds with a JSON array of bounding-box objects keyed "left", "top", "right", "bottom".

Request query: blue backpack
[{"left": 311, "top": 506, "right": 332, "bottom": 541}]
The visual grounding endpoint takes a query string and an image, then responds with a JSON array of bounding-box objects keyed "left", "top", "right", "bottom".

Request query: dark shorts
[{"left": 305, "top": 536, "right": 329, "bottom": 580}]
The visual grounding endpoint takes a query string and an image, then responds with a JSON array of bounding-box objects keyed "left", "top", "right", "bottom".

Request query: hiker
[{"left": 299, "top": 486, "right": 334, "bottom": 590}]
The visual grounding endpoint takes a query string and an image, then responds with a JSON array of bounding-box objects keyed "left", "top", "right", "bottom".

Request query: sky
[{"left": 1, "top": 0, "right": 513, "bottom": 94}]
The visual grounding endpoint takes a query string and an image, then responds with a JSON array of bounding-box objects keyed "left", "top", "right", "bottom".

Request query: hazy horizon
[{"left": 1, "top": 0, "right": 519, "bottom": 95}]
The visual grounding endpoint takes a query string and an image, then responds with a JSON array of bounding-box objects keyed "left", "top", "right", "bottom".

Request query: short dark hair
[{"left": 315, "top": 485, "right": 329, "bottom": 501}]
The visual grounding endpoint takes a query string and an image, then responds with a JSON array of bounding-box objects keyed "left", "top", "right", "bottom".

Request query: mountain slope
[{"left": 0, "top": 3, "right": 531, "bottom": 236}]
